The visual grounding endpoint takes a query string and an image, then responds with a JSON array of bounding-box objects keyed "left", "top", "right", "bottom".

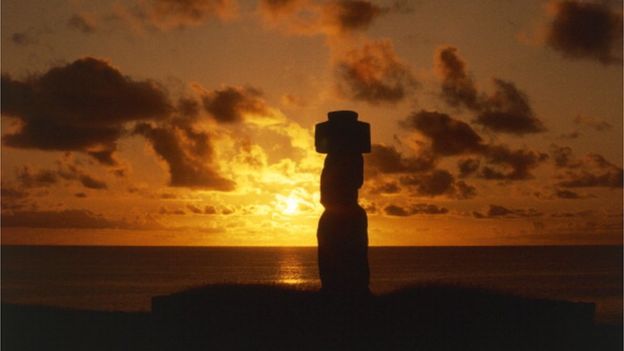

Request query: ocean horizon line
[{"left": 2, "top": 243, "right": 622, "bottom": 249}]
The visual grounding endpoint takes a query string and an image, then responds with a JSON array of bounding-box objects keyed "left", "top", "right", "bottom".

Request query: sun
[
  {"left": 275, "top": 194, "right": 302, "bottom": 215},
  {"left": 283, "top": 196, "right": 300, "bottom": 215}
]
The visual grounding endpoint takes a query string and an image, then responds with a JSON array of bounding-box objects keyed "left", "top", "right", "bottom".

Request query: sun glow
[{"left": 280, "top": 196, "right": 300, "bottom": 215}]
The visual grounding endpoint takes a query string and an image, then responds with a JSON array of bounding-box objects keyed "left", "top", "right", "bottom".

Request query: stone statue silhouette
[{"left": 315, "top": 110, "right": 370, "bottom": 294}]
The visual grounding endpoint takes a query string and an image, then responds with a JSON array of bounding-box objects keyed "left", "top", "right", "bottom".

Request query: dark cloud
[
  {"left": 259, "top": 0, "right": 300, "bottom": 17},
  {"left": 558, "top": 130, "right": 581, "bottom": 139},
  {"left": 475, "top": 79, "right": 545, "bottom": 135},
  {"left": 1, "top": 185, "right": 29, "bottom": 200},
  {"left": 558, "top": 163, "right": 623, "bottom": 188},
  {"left": 384, "top": 204, "right": 409, "bottom": 216},
  {"left": 11, "top": 32, "right": 36, "bottom": 46},
  {"left": 87, "top": 149, "right": 118, "bottom": 166},
  {"left": 434, "top": 46, "right": 480, "bottom": 110},
  {"left": 401, "top": 169, "right": 454, "bottom": 197},
  {"left": 16, "top": 159, "right": 109, "bottom": 190},
  {"left": 1, "top": 209, "right": 150, "bottom": 229},
  {"left": 126, "top": 0, "right": 237, "bottom": 30},
  {"left": 187, "top": 204, "right": 219, "bottom": 214},
  {"left": 550, "top": 144, "right": 578, "bottom": 168},
  {"left": 75, "top": 192, "right": 88, "bottom": 198},
  {"left": 454, "top": 180, "right": 477, "bottom": 199},
  {"left": 384, "top": 203, "right": 448, "bottom": 216},
  {"left": 545, "top": 0, "right": 623, "bottom": 65},
  {"left": 366, "top": 144, "right": 434, "bottom": 175},
  {"left": 1, "top": 57, "right": 172, "bottom": 164},
  {"left": 551, "top": 146, "right": 623, "bottom": 188},
  {"left": 67, "top": 13, "right": 97, "bottom": 33},
  {"left": 458, "top": 158, "right": 480, "bottom": 177},
  {"left": 555, "top": 189, "right": 582, "bottom": 199},
  {"left": 134, "top": 122, "right": 235, "bottom": 190},
  {"left": 401, "top": 110, "right": 484, "bottom": 156},
  {"left": 335, "top": 40, "right": 417, "bottom": 105},
  {"left": 398, "top": 109, "right": 546, "bottom": 181},
  {"left": 187, "top": 204, "right": 203, "bottom": 214},
  {"left": 473, "top": 204, "right": 542, "bottom": 219},
  {"left": 202, "top": 86, "right": 270, "bottom": 123},
  {"left": 1, "top": 185, "right": 31, "bottom": 211},
  {"left": 370, "top": 182, "right": 401, "bottom": 194},
  {"left": 434, "top": 47, "right": 545, "bottom": 135},
  {"left": 479, "top": 144, "right": 548, "bottom": 180},
  {"left": 259, "top": 0, "right": 391, "bottom": 36},
  {"left": 400, "top": 169, "right": 476, "bottom": 199},
  {"left": 159, "top": 207, "right": 186, "bottom": 215},
  {"left": 322, "top": 0, "right": 385, "bottom": 33},
  {"left": 551, "top": 210, "right": 593, "bottom": 218},
  {"left": 16, "top": 167, "right": 58, "bottom": 188},
  {"left": 574, "top": 115, "right": 613, "bottom": 131},
  {"left": 78, "top": 175, "right": 108, "bottom": 189}
]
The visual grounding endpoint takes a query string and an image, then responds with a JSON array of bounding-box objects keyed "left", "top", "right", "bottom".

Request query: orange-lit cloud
[{"left": 384, "top": 203, "right": 449, "bottom": 216}]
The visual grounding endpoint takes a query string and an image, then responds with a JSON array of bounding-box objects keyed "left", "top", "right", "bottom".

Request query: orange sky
[{"left": 1, "top": 0, "right": 622, "bottom": 246}]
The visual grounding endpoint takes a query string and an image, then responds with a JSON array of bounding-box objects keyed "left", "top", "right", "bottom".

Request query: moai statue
[{"left": 315, "top": 110, "right": 370, "bottom": 294}]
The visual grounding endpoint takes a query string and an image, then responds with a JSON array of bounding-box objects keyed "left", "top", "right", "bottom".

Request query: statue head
[{"left": 315, "top": 110, "right": 371, "bottom": 154}]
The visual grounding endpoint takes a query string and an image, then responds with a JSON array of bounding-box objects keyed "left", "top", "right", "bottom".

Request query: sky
[{"left": 1, "top": 0, "right": 622, "bottom": 246}]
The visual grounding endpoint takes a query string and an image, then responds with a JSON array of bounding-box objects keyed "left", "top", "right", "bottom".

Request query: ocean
[{"left": 1, "top": 245, "right": 622, "bottom": 324}]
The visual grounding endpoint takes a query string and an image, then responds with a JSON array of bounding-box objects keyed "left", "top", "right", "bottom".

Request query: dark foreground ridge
[{"left": 3, "top": 284, "right": 621, "bottom": 351}]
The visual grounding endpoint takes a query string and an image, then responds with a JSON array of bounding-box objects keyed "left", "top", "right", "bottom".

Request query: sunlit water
[{"left": 2, "top": 245, "right": 621, "bottom": 323}]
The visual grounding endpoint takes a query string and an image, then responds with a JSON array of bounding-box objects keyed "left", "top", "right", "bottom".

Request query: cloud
[
  {"left": 399, "top": 109, "right": 547, "bottom": 181},
  {"left": 434, "top": 46, "right": 481, "bottom": 110},
  {"left": 574, "top": 115, "right": 613, "bottom": 131},
  {"left": 550, "top": 145, "right": 623, "bottom": 188},
  {"left": 1, "top": 57, "right": 172, "bottom": 163},
  {"left": 370, "top": 182, "right": 401, "bottom": 194},
  {"left": 67, "top": 13, "right": 97, "bottom": 33},
  {"left": 473, "top": 204, "right": 542, "bottom": 219},
  {"left": 479, "top": 144, "right": 549, "bottom": 180},
  {"left": 399, "top": 169, "right": 476, "bottom": 199},
  {"left": 16, "top": 166, "right": 58, "bottom": 188},
  {"left": 201, "top": 86, "right": 270, "bottom": 123},
  {"left": 11, "top": 32, "right": 36, "bottom": 46},
  {"left": 187, "top": 204, "right": 219, "bottom": 214},
  {"left": 401, "top": 110, "right": 484, "bottom": 156},
  {"left": 384, "top": 203, "right": 448, "bottom": 216},
  {"left": 159, "top": 207, "right": 186, "bottom": 215},
  {"left": 15, "top": 161, "right": 109, "bottom": 190},
  {"left": 434, "top": 46, "right": 545, "bottom": 135},
  {"left": 550, "top": 144, "right": 578, "bottom": 168},
  {"left": 335, "top": 39, "right": 417, "bottom": 104},
  {"left": 321, "top": 0, "right": 385, "bottom": 34},
  {"left": 258, "top": 0, "right": 389, "bottom": 36},
  {"left": 78, "top": 175, "right": 108, "bottom": 189},
  {"left": 366, "top": 144, "right": 434, "bottom": 175},
  {"left": 134, "top": 121, "right": 235, "bottom": 190},
  {"left": 545, "top": 0, "right": 623, "bottom": 65},
  {"left": 118, "top": 0, "right": 238, "bottom": 31},
  {"left": 557, "top": 155, "right": 623, "bottom": 188},
  {"left": 457, "top": 158, "right": 480, "bottom": 177},
  {"left": 555, "top": 189, "right": 582, "bottom": 199},
  {"left": 475, "top": 79, "right": 545, "bottom": 135},
  {"left": 1, "top": 209, "right": 155, "bottom": 229}
]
